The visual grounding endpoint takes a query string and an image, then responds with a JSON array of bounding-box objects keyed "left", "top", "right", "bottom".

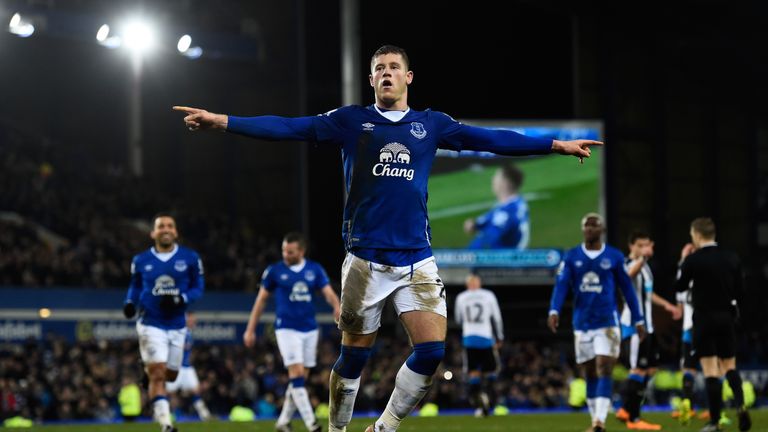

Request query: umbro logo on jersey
[
  {"left": 362, "top": 122, "right": 375, "bottom": 131},
  {"left": 373, "top": 142, "right": 414, "bottom": 181},
  {"left": 144, "top": 264, "right": 153, "bottom": 272},
  {"left": 280, "top": 274, "right": 289, "bottom": 281},
  {"left": 410, "top": 122, "right": 427, "bottom": 139},
  {"left": 574, "top": 260, "right": 583, "bottom": 267}
]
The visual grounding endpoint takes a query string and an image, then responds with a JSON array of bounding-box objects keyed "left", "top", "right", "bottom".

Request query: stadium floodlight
[
  {"left": 177, "top": 34, "right": 192, "bottom": 52},
  {"left": 443, "top": 370, "right": 453, "bottom": 380},
  {"left": 96, "top": 23, "right": 122, "bottom": 49},
  {"left": 96, "top": 24, "right": 110, "bottom": 42},
  {"left": 177, "top": 34, "right": 203, "bottom": 59},
  {"left": 8, "top": 12, "right": 35, "bottom": 37},
  {"left": 123, "top": 19, "right": 155, "bottom": 53}
]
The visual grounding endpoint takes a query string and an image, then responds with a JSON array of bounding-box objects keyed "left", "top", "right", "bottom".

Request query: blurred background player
[
  {"left": 464, "top": 163, "right": 529, "bottom": 249},
  {"left": 616, "top": 232, "right": 681, "bottom": 430},
  {"left": 675, "top": 218, "right": 751, "bottom": 432},
  {"left": 454, "top": 274, "right": 504, "bottom": 417},
  {"left": 243, "top": 232, "right": 340, "bottom": 432},
  {"left": 165, "top": 312, "right": 211, "bottom": 421},
  {"left": 548, "top": 213, "right": 645, "bottom": 432},
  {"left": 123, "top": 213, "right": 205, "bottom": 432}
]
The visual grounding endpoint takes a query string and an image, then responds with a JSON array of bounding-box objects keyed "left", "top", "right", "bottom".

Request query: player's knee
[
  {"left": 405, "top": 341, "right": 445, "bottom": 376},
  {"left": 147, "top": 364, "right": 166, "bottom": 381},
  {"left": 332, "top": 345, "right": 372, "bottom": 379},
  {"left": 165, "top": 369, "right": 179, "bottom": 382}
]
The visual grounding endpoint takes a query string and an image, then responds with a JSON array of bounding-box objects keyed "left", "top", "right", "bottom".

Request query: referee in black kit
[{"left": 675, "top": 217, "right": 751, "bottom": 432}]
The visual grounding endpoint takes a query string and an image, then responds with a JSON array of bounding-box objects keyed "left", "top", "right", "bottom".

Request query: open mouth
[{"left": 382, "top": 79, "right": 393, "bottom": 89}]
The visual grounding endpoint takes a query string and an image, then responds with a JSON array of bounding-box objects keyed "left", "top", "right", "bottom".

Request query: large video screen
[{"left": 428, "top": 120, "right": 603, "bottom": 282}]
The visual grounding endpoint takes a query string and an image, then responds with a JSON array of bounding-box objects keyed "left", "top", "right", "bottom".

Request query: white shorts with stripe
[{"left": 338, "top": 253, "right": 447, "bottom": 335}]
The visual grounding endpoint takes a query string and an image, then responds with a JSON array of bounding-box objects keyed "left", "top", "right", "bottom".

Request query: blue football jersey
[
  {"left": 261, "top": 259, "right": 331, "bottom": 332},
  {"left": 227, "top": 105, "right": 552, "bottom": 258},
  {"left": 124, "top": 245, "right": 204, "bottom": 330},
  {"left": 549, "top": 244, "right": 644, "bottom": 331},
  {"left": 468, "top": 195, "right": 529, "bottom": 249}
]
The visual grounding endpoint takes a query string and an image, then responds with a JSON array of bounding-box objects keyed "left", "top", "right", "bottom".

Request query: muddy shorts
[
  {"left": 338, "top": 253, "right": 447, "bottom": 334},
  {"left": 573, "top": 326, "right": 621, "bottom": 364}
]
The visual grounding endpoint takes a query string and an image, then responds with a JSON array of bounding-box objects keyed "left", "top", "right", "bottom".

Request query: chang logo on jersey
[
  {"left": 289, "top": 281, "right": 312, "bottom": 302},
  {"left": 152, "top": 275, "right": 180, "bottom": 296},
  {"left": 373, "top": 142, "right": 414, "bottom": 181},
  {"left": 579, "top": 271, "right": 603, "bottom": 293}
]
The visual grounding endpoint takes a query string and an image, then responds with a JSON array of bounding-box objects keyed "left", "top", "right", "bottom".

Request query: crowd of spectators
[
  {"left": 0, "top": 126, "right": 281, "bottom": 291},
  {"left": 0, "top": 332, "right": 575, "bottom": 423}
]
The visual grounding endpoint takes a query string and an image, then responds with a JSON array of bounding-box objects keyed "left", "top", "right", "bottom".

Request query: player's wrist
[
  {"left": 548, "top": 309, "right": 559, "bottom": 316},
  {"left": 551, "top": 140, "right": 563, "bottom": 154}
]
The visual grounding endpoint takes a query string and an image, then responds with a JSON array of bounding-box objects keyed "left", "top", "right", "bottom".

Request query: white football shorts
[
  {"left": 275, "top": 328, "right": 319, "bottom": 368},
  {"left": 136, "top": 321, "right": 187, "bottom": 371},
  {"left": 573, "top": 326, "right": 621, "bottom": 364},
  {"left": 338, "top": 253, "right": 447, "bottom": 335}
]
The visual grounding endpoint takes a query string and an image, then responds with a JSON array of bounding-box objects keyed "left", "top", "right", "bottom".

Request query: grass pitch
[{"left": 25, "top": 407, "right": 766, "bottom": 432}]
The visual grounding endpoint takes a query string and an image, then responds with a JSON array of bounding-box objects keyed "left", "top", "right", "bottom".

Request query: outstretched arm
[
  {"left": 437, "top": 118, "right": 602, "bottom": 161},
  {"left": 173, "top": 106, "right": 317, "bottom": 141}
]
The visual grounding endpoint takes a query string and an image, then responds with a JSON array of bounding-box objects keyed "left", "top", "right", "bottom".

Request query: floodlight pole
[
  {"left": 128, "top": 50, "right": 143, "bottom": 177},
  {"left": 341, "top": 0, "right": 360, "bottom": 106}
]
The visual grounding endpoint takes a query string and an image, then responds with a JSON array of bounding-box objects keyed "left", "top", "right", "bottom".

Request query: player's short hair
[
  {"left": 152, "top": 212, "right": 177, "bottom": 226},
  {"left": 690, "top": 217, "right": 716, "bottom": 239},
  {"left": 283, "top": 232, "right": 307, "bottom": 250},
  {"left": 499, "top": 163, "right": 524, "bottom": 190},
  {"left": 628, "top": 230, "right": 650, "bottom": 245},
  {"left": 581, "top": 212, "right": 604, "bottom": 228},
  {"left": 371, "top": 45, "right": 410, "bottom": 70}
]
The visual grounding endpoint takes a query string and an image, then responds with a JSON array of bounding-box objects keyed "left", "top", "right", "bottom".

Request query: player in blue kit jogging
[
  {"left": 123, "top": 213, "right": 205, "bottom": 432},
  {"left": 548, "top": 213, "right": 646, "bottom": 432},
  {"left": 175, "top": 45, "right": 601, "bottom": 432},
  {"left": 243, "top": 232, "right": 340, "bottom": 432}
]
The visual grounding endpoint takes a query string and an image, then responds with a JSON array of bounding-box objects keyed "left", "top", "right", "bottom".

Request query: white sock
[
  {"left": 595, "top": 397, "right": 611, "bottom": 423},
  {"left": 329, "top": 371, "right": 360, "bottom": 432},
  {"left": 587, "top": 398, "right": 596, "bottom": 422},
  {"left": 277, "top": 383, "right": 296, "bottom": 426},
  {"left": 291, "top": 385, "right": 317, "bottom": 428},
  {"left": 193, "top": 397, "right": 210, "bottom": 420},
  {"left": 375, "top": 364, "right": 433, "bottom": 432},
  {"left": 152, "top": 397, "right": 172, "bottom": 427}
]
